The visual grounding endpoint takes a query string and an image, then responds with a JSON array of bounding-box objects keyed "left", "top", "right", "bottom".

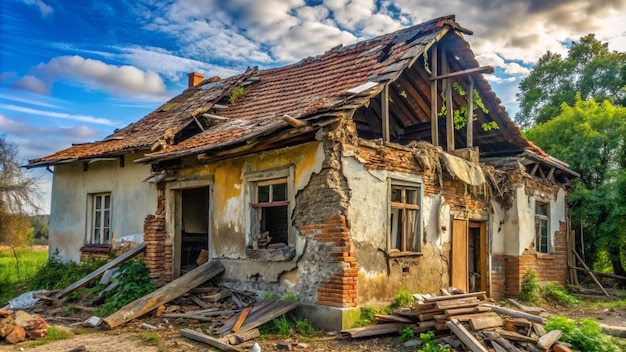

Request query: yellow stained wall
[{"left": 174, "top": 142, "right": 324, "bottom": 261}]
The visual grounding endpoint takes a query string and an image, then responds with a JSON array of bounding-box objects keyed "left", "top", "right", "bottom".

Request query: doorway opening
[{"left": 179, "top": 187, "right": 209, "bottom": 276}]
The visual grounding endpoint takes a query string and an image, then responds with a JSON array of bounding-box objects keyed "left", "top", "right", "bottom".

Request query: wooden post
[
  {"left": 54, "top": 243, "right": 146, "bottom": 299},
  {"left": 103, "top": 260, "right": 225, "bottom": 329},
  {"left": 430, "top": 45, "right": 439, "bottom": 147},
  {"left": 573, "top": 250, "right": 610, "bottom": 296},
  {"left": 381, "top": 84, "right": 390, "bottom": 142},
  {"left": 467, "top": 77, "right": 474, "bottom": 148},
  {"left": 442, "top": 49, "right": 454, "bottom": 151}
]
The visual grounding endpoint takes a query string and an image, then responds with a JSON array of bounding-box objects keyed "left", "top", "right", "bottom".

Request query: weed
[
  {"left": 262, "top": 291, "right": 281, "bottom": 300},
  {"left": 399, "top": 326, "right": 414, "bottom": 341},
  {"left": 228, "top": 86, "right": 245, "bottom": 104},
  {"left": 135, "top": 331, "right": 160, "bottom": 345},
  {"left": 519, "top": 269, "right": 539, "bottom": 303},
  {"left": 72, "top": 327, "right": 90, "bottom": 335},
  {"left": 540, "top": 282, "right": 580, "bottom": 306},
  {"left": 282, "top": 289, "right": 299, "bottom": 303},
  {"left": 352, "top": 306, "right": 379, "bottom": 328},
  {"left": 392, "top": 288, "right": 413, "bottom": 308},
  {"left": 418, "top": 330, "right": 452, "bottom": 352},
  {"left": 23, "top": 326, "right": 72, "bottom": 347},
  {"left": 97, "top": 259, "right": 155, "bottom": 316},
  {"left": 259, "top": 315, "right": 318, "bottom": 338},
  {"left": 293, "top": 317, "right": 317, "bottom": 337},
  {"left": 28, "top": 251, "right": 105, "bottom": 291},
  {"left": 594, "top": 297, "right": 626, "bottom": 310},
  {"left": 545, "top": 316, "right": 625, "bottom": 352}
]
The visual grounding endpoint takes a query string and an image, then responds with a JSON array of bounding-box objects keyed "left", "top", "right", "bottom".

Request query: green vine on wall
[{"left": 438, "top": 82, "right": 497, "bottom": 132}]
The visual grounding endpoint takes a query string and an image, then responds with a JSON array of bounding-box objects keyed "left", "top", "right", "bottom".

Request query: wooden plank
[
  {"left": 533, "top": 322, "right": 546, "bottom": 337},
  {"left": 537, "top": 329, "right": 562, "bottom": 351},
  {"left": 190, "top": 294, "right": 210, "bottom": 309},
  {"left": 341, "top": 323, "right": 409, "bottom": 338},
  {"left": 225, "top": 328, "right": 260, "bottom": 345},
  {"left": 443, "top": 50, "right": 455, "bottom": 151},
  {"left": 54, "top": 243, "right": 146, "bottom": 299},
  {"left": 381, "top": 84, "right": 390, "bottom": 142},
  {"left": 478, "top": 304, "right": 546, "bottom": 324},
  {"left": 451, "top": 219, "right": 469, "bottom": 290},
  {"left": 232, "top": 306, "right": 252, "bottom": 333},
  {"left": 437, "top": 300, "right": 481, "bottom": 310},
  {"left": 215, "top": 299, "right": 275, "bottom": 335},
  {"left": 424, "top": 291, "right": 486, "bottom": 303},
  {"left": 495, "top": 328, "right": 539, "bottom": 343},
  {"left": 446, "top": 319, "right": 488, "bottom": 352},
  {"left": 103, "top": 260, "right": 225, "bottom": 329},
  {"left": 375, "top": 314, "right": 413, "bottom": 323},
  {"left": 573, "top": 250, "right": 610, "bottom": 296},
  {"left": 444, "top": 306, "right": 491, "bottom": 315},
  {"left": 180, "top": 328, "right": 242, "bottom": 352},
  {"left": 466, "top": 77, "right": 474, "bottom": 148},
  {"left": 469, "top": 315, "right": 503, "bottom": 330},
  {"left": 441, "top": 312, "right": 499, "bottom": 323},
  {"left": 491, "top": 338, "right": 518, "bottom": 352},
  {"left": 553, "top": 342, "right": 575, "bottom": 352},
  {"left": 234, "top": 300, "right": 298, "bottom": 335}
]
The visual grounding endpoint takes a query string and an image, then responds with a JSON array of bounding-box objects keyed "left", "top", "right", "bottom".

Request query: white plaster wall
[
  {"left": 342, "top": 156, "right": 447, "bottom": 249},
  {"left": 489, "top": 199, "right": 506, "bottom": 255},
  {"left": 498, "top": 185, "right": 567, "bottom": 256},
  {"left": 48, "top": 153, "right": 157, "bottom": 262}
]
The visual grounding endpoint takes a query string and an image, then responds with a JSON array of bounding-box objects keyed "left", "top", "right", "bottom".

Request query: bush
[
  {"left": 519, "top": 269, "right": 539, "bottom": 303},
  {"left": 352, "top": 306, "right": 378, "bottom": 328},
  {"left": 28, "top": 251, "right": 105, "bottom": 291},
  {"left": 392, "top": 288, "right": 413, "bottom": 308},
  {"left": 259, "top": 315, "right": 317, "bottom": 337},
  {"left": 540, "top": 282, "right": 580, "bottom": 306},
  {"left": 545, "top": 316, "right": 625, "bottom": 352},
  {"left": 97, "top": 259, "right": 155, "bottom": 316}
]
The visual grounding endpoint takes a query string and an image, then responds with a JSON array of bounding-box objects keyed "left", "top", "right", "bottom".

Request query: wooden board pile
[
  {"left": 343, "top": 290, "right": 573, "bottom": 352},
  {"left": 0, "top": 309, "right": 50, "bottom": 344}
]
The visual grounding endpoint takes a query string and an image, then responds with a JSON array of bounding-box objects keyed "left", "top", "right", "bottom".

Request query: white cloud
[
  {"left": 31, "top": 55, "right": 167, "bottom": 96},
  {"left": 22, "top": 0, "right": 53, "bottom": 18},
  {"left": 11, "top": 75, "right": 49, "bottom": 95},
  {"left": 0, "top": 113, "right": 99, "bottom": 139},
  {"left": 0, "top": 104, "right": 119, "bottom": 126}
]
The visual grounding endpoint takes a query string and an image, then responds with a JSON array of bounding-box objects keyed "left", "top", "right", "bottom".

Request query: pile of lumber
[
  {"left": 0, "top": 309, "right": 50, "bottom": 344},
  {"left": 343, "top": 289, "right": 573, "bottom": 352}
]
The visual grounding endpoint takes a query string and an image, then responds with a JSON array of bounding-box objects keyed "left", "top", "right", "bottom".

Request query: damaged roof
[{"left": 28, "top": 15, "right": 553, "bottom": 171}]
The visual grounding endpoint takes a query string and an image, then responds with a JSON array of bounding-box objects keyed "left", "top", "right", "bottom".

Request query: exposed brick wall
[
  {"left": 490, "top": 254, "right": 506, "bottom": 301},
  {"left": 143, "top": 183, "right": 172, "bottom": 286},
  {"left": 80, "top": 252, "right": 109, "bottom": 262}
]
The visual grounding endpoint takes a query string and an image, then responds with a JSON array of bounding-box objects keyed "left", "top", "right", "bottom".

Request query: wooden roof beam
[{"left": 429, "top": 66, "right": 494, "bottom": 81}]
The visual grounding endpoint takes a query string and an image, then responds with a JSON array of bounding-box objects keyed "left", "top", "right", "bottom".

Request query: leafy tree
[
  {"left": 516, "top": 34, "right": 626, "bottom": 129},
  {"left": 525, "top": 97, "right": 626, "bottom": 275},
  {"left": 30, "top": 215, "right": 49, "bottom": 244},
  {"left": 0, "top": 135, "right": 39, "bottom": 247}
]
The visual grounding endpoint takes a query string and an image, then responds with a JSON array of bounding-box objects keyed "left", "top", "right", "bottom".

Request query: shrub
[
  {"left": 399, "top": 326, "right": 414, "bottom": 341},
  {"left": 545, "top": 316, "right": 625, "bottom": 352},
  {"left": 392, "top": 288, "right": 413, "bottom": 308},
  {"left": 519, "top": 269, "right": 539, "bottom": 303},
  {"left": 418, "top": 331, "right": 452, "bottom": 352},
  {"left": 352, "top": 306, "right": 379, "bottom": 328},
  {"left": 540, "top": 282, "right": 580, "bottom": 306},
  {"left": 97, "top": 259, "right": 155, "bottom": 316},
  {"left": 28, "top": 251, "right": 105, "bottom": 291}
]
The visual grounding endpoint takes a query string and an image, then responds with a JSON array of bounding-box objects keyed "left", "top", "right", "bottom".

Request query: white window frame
[
  {"left": 245, "top": 166, "right": 295, "bottom": 249},
  {"left": 535, "top": 201, "right": 550, "bottom": 254},
  {"left": 387, "top": 179, "right": 422, "bottom": 254},
  {"left": 90, "top": 193, "right": 112, "bottom": 244}
]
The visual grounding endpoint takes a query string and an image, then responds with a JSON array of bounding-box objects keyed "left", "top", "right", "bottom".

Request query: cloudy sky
[{"left": 1, "top": 0, "right": 626, "bottom": 213}]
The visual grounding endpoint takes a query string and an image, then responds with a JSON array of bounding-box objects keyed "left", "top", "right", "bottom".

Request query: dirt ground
[{"left": 1, "top": 296, "right": 624, "bottom": 352}]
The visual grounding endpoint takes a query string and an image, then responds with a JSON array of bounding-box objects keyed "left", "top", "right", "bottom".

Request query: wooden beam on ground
[
  {"left": 102, "top": 260, "right": 225, "bottom": 329},
  {"left": 573, "top": 250, "right": 610, "bottom": 296},
  {"left": 225, "top": 328, "right": 260, "bottom": 345},
  {"left": 180, "top": 328, "right": 242, "bottom": 352},
  {"left": 232, "top": 306, "right": 252, "bottom": 333},
  {"left": 429, "top": 66, "right": 494, "bottom": 81},
  {"left": 478, "top": 304, "right": 546, "bottom": 324},
  {"left": 54, "top": 243, "right": 146, "bottom": 299},
  {"left": 341, "top": 322, "right": 409, "bottom": 338},
  {"left": 537, "top": 329, "right": 562, "bottom": 351},
  {"left": 424, "top": 291, "right": 486, "bottom": 302},
  {"left": 446, "top": 318, "right": 488, "bottom": 352},
  {"left": 495, "top": 328, "right": 539, "bottom": 343}
]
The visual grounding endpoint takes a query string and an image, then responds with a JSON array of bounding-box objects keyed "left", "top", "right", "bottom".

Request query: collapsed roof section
[{"left": 26, "top": 15, "right": 577, "bottom": 180}]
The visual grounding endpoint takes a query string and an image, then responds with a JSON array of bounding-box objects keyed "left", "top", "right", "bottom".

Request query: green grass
[
  {"left": 135, "top": 332, "right": 161, "bottom": 345},
  {"left": 21, "top": 326, "right": 72, "bottom": 347},
  {"left": 0, "top": 248, "right": 48, "bottom": 305}
]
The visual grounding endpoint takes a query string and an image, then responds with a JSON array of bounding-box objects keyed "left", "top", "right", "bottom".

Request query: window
[
  {"left": 535, "top": 202, "right": 549, "bottom": 253},
  {"left": 92, "top": 193, "right": 111, "bottom": 244},
  {"left": 389, "top": 183, "right": 421, "bottom": 253}
]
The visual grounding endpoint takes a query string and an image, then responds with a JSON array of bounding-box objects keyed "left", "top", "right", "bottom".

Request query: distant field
[{"left": 0, "top": 247, "right": 48, "bottom": 305}]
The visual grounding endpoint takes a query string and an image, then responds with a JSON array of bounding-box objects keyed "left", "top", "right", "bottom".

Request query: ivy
[{"left": 438, "top": 82, "right": 494, "bottom": 131}]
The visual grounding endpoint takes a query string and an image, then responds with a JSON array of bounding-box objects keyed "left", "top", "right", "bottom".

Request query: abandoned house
[{"left": 28, "top": 16, "right": 578, "bottom": 329}]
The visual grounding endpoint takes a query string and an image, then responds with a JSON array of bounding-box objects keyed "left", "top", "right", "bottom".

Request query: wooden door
[{"left": 451, "top": 219, "right": 469, "bottom": 291}]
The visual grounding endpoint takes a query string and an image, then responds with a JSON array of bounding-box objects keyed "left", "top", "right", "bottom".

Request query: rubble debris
[
  {"left": 0, "top": 309, "right": 50, "bottom": 344},
  {"left": 214, "top": 299, "right": 299, "bottom": 336},
  {"left": 103, "top": 259, "right": 225, "bottom": 329}
]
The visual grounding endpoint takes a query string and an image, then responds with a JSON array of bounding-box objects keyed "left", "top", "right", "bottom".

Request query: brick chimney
[{"left": 187, "top": 72, "right": 204, "bottom": 88}]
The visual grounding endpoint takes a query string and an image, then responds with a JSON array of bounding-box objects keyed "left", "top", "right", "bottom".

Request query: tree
[
  {"left": 525, "top": 97, "right": 626, "bottom": 276},
  {"left": 0, "top": 135, "right": 39, "bottom": 247},
  {"left": 516, "top": 34, "right": 626, "bottom": 129}
]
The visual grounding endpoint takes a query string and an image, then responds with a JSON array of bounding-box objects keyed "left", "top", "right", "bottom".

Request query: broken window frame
[
  {"left": 90, "top": 192, "right": 112, "bottom": 244},
  {"left": 387, "top": 180, "right": 422, "bottom": 255},
  {"left": 245, "top": 167, "right": 295, "bottom": 251},
  {"left": 535, "top": 201, "right": 550, "bottom": 254}
]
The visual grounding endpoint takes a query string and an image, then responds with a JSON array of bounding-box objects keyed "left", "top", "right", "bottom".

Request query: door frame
[
  {"left": 166, "top": 178, "right": 213, "bottom": 278},
  {"left": 451, "top": 218, "right": 488, "bottom": 293}
]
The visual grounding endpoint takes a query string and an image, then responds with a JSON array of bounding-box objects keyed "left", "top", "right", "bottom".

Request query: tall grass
[{"left": 0, "top": 248, "right": 48, "bottom": 306}]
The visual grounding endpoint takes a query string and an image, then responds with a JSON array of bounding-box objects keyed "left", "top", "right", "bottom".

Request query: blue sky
[{"left": 1, "top": 0, "right": 626, "bottom": 213}]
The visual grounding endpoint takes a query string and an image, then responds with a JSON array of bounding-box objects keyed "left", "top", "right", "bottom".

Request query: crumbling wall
[{"left": 144, "top": 183, "right": 172, "bottom": 286}]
